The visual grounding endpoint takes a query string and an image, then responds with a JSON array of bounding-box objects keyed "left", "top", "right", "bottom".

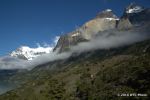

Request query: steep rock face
[
  {"left": 80, "top": 17, "right": 118, "bottom": 39},
  {"left": 117, "top": 3, "right": 150, "bottom": 30},
  {"left": 54, "top": 3, "right": 150, "bottom": 53},
  {"left": 117, "top": 18, "right": 133, "bottom": 30},
  {"left": 128, "top": 8, "right": 150, "bottom": 25},
  {"left": 54, "top": 9, "right": 119, "bottom": 53},
  {"left": 53, "top": 31, "right": 87, "bottom": 53},
  {"left": 125, "top": 3, "right": 144, "bottom": 14},
  {"left": 122, "top": 3, "right": 150, "bottom": 25}
]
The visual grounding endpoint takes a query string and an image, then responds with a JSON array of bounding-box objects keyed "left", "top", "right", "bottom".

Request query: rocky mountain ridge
[
  {"left": 54, "top": 3, "right": 150, "bottom": 53},
  {"left": 54, "top": 8, "right": 119, "bottom": 53},
  {"left": 10, "top": 3, "right": 150, "bottom": 60}
]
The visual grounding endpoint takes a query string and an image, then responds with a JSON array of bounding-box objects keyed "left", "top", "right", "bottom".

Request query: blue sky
[{"left": 0, "top": 0, "right": 149, "bottom": 56}]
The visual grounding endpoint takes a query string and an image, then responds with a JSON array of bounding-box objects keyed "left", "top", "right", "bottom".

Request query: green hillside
[{"left": 0, "top": 39, "right": 150, "bottom": 100}]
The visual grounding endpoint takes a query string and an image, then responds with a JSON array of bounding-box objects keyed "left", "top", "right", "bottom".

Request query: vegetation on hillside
[{"left": 0, "top": 39, "right": 150, "bottom": 100}]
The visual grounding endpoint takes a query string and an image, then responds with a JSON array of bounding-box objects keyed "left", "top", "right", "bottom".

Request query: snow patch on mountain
[
  {"left": 71, "top": 32, "right": 80, "bottom": 37},
  {"left": 126, "top": 6, "right": 143, "bottom": 13},
  {"left": 105, "top": 9, "right": 112, "bottom": 12},
  {"left": 126, "top": 3, "right": 144, "bottom": 14},
  {"left": 104, "top": 18, "right": 119, "bottom": 21}
]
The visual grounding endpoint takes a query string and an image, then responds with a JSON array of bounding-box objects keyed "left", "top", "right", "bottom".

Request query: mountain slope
[{"left": 0, "top": 39, "right": 150, "bottom": 100}]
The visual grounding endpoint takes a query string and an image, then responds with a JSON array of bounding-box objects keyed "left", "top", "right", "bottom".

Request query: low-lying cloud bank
[
  {"left": 0, "top": 56, "right": 28, "bottom": 69},
  {"left": 71, "top": 31, "right": 149, "bottom": 52},
  {"left": 0, "top": 30, "right": 150, "bottom": 70}
]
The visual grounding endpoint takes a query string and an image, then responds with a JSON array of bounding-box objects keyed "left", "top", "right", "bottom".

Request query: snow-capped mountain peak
[
  {"left": 126, "top": 3, "right": 144, "bottom": 14},
  {"left": 10, "top": 46, "right": 53, "bottom": 60},
  {"left": 103, "top": 9, "right": 112, "bottom": 12},
  {"left": 96, "top": 9, "right": 118, "bottom": 20}
]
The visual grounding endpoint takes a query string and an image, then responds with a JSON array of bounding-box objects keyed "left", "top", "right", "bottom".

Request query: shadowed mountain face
[{"left": 123, "top": 3, "right": 150, "bottom": 25}]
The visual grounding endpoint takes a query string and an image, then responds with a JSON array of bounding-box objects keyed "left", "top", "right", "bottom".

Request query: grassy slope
[{"left": 0, "top": 39, "right": 150, "bottom": 100}]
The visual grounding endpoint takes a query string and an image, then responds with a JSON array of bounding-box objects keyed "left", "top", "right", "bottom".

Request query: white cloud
[
  {"left": 27, "top": 30, "right": 149, "bottom": 69},
  {"left": 0, "top": 30, "right": 149, "bottom": 70},
  {"left": 71, "top": 31, "right": 149, "bottom": 52},
  {"left": 0, "top": 56, "right": 29, "bottom": 69}
]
